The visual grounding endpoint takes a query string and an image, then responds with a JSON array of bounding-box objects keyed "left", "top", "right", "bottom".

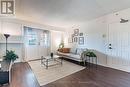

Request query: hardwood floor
[
  {"left": 2, "top": 61, "right": 130, "bottom": 87},
  {"left": 10, "top": 62, "right": 40, "bottom": 87}
]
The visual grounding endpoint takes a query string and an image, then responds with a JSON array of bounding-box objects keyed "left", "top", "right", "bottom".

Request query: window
[
  {"left": 26, "top": 27, "right": 37, "bottom": 45},
  {"left": 24, "top": 26, "right": 50, "bottom": 47}
]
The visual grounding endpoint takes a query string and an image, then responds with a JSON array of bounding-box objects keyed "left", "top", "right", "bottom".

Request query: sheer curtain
[{"left": 23, "top": 26, "right": 50, "bottom": 61}]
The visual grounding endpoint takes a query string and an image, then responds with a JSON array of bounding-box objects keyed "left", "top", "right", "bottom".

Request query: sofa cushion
[
  {"left": 70, "top": 48, "right": 77, "bottom": 54},
  {"left": 62, "top": 48, "right": 70, "bottom": 53},
  {"left": 69, "top": 54, "right": 81, "bottom": 59},
  {"left": 58, "top": 52, "right": 70, "bottom": 56},
  {"left": 76, "top": 48, "right": 82, "bottom": 55},
  {"left": 76, "top": 48, "right": 88, "bottom": 55},
  {"left": 58, "top": 48, "right": 63, "bottom": 52}
]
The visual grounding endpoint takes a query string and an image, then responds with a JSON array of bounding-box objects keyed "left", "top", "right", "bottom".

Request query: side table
[{"left": 85, "top": 56, "right": 97, "bottom": 67}]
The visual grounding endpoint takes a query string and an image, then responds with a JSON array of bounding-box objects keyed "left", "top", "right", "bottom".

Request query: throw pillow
[
  {"left": 76, "top": 48, "right": 82, "bottom": 55},
  {"left": 70, "top": 48, "right": 77, "bottom": 54},
  {"left": 62, "top": 48, "right": 70, "bottom": 53},
  {"left": 58, "top": 48, "right": 63, "bottom": 52}
]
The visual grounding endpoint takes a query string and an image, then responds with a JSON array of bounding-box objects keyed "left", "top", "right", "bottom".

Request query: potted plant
[
  {"left": 83, "top": 50, "right": 97, "bottom": 65},
  {"left": 87, "top": 51, "right": 97, "bottom": 57},
  {"left": 84, "top": 51, "right": 97, "bottom": 57},
  {"left": 59, "top": 42, "right": 64, "bottom": 49},
  {"left": 3, "top": 50, "right": 19, "bottom": 62}
]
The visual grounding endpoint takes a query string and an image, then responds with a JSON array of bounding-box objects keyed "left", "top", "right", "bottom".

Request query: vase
[{"left": 50, "top": 53, "right": 53, "bottom": 58}]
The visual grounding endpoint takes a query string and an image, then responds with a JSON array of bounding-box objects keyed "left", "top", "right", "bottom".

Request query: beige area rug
[{"left": 28, "top": 60, "right": 85, "bottom": 86}]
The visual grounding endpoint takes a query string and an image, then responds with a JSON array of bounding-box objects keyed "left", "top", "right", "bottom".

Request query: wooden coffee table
[{"left": 41, "top": 55, "right": 63, "bottom": 69}]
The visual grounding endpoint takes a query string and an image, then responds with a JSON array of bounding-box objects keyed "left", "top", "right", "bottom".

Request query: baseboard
[{"left": 97, "top": 63, "right": 130, "bottom": 73}]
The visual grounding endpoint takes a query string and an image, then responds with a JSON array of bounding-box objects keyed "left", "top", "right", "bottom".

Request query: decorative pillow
[
  {"left": 62, "top": 48, "right": 70, "bottom": 53},
  {"left": 76, "top": 48, "right": 82, "bottom": 55},
  {"left": 70, "top": 48, "right": 77, "bottom": 54},
  {"left": 82, "top": 48, "right": 88, "bottom": 52},
  {"left": 58, "top": 48, "right": 63, "bottom": 52},
  {"left": 77, "top": 48, "right": 88, "bottom": 55}
]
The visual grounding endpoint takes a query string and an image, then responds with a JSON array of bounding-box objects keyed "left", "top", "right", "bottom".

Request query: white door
[{"left": 107, "top": 22, "right": 130, "bottom": 72}]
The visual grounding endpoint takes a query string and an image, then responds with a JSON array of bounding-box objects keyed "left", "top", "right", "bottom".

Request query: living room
[{"left": 0, "top": 0, "right": 130, "bottom": 87}]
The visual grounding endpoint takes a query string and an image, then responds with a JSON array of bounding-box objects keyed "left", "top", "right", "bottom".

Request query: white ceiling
[{"left": 15, "top": 0, "right": 130, "bottom": 28}]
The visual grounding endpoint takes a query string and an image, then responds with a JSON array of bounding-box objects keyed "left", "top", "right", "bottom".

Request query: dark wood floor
[{"left": 2, "top": 61, "right": 130, "bottom": 87}]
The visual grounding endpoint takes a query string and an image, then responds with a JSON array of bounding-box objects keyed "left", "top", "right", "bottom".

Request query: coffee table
[{"left": 41, "top": 55, "right": 63, "bottom": 69}]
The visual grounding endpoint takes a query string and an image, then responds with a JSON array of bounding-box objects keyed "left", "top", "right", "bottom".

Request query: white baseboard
[{"left": 97, "top": 63, "right": 130, "bottom": 73}]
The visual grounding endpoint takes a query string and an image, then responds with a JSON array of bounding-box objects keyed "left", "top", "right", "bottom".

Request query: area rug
[{"left": 28, "top": 60, "right": 85, "bottom": 86}]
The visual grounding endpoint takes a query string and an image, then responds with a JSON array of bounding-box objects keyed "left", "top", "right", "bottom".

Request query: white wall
[
  {"left": 85, "top": 8, "right": 130, "bottom": 69},
  {"left": 81, "top": 16, "right": 108, "bottom": 66},
  {"left": 0, "top": 18, "right": 65, "bottom": 62},
  {"left": 67, "top": 21, "right": 107, "bottom": 66},
  {"left": 50, "top": 30, "right": 64, "bottom": 54},
  {"left": 67, "top": 8, "right": 130, "bottom": 72},
  {"left": 0, "top": 20, "right": 24, "bottom": 62}
]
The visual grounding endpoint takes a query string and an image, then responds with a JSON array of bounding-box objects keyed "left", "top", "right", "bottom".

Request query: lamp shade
[{"left": 4, "top": 34, "right": 10, "bottom": 38}]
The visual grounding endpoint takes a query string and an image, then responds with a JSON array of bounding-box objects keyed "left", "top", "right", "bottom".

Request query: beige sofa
[{"left": 57, "top": 48, "right": 88, "bottom": 63}]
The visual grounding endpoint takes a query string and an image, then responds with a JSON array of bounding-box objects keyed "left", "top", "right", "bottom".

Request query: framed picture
[
  {"left": 72, "top": 34, "right": 75, "bottom": 38},
  {"left": 79, "top": 33, "right": 83, "bottom": 36},
  {"left": 74, "top": 29, "right": 79, "bottom": 36},
  {"left": 73, "top": 37, "right": 78, "bottom": 42},
  {"left": 79, "top": 37, "right": 84, "bottom": 45}
]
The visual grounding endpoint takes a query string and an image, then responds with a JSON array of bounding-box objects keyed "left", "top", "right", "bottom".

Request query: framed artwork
[
  {"left": 79, "top": 37, "right": 84, "bottom": 45},
  {"left": 72, "top": 34, "right": 75, "bottom": 38},
  {"left": 79, "top": 33, "right": 83, "bottom": 36},
  {"left": 73, "top": 37, "right": 78, "bottom": 42},
  {"left": 74, "top": 29, "right": 79, "bottom": 36}
]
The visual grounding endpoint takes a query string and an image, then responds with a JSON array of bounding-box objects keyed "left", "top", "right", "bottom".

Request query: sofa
[{"left": 57, "top": 48, "right": 88, "bottom": 63}]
